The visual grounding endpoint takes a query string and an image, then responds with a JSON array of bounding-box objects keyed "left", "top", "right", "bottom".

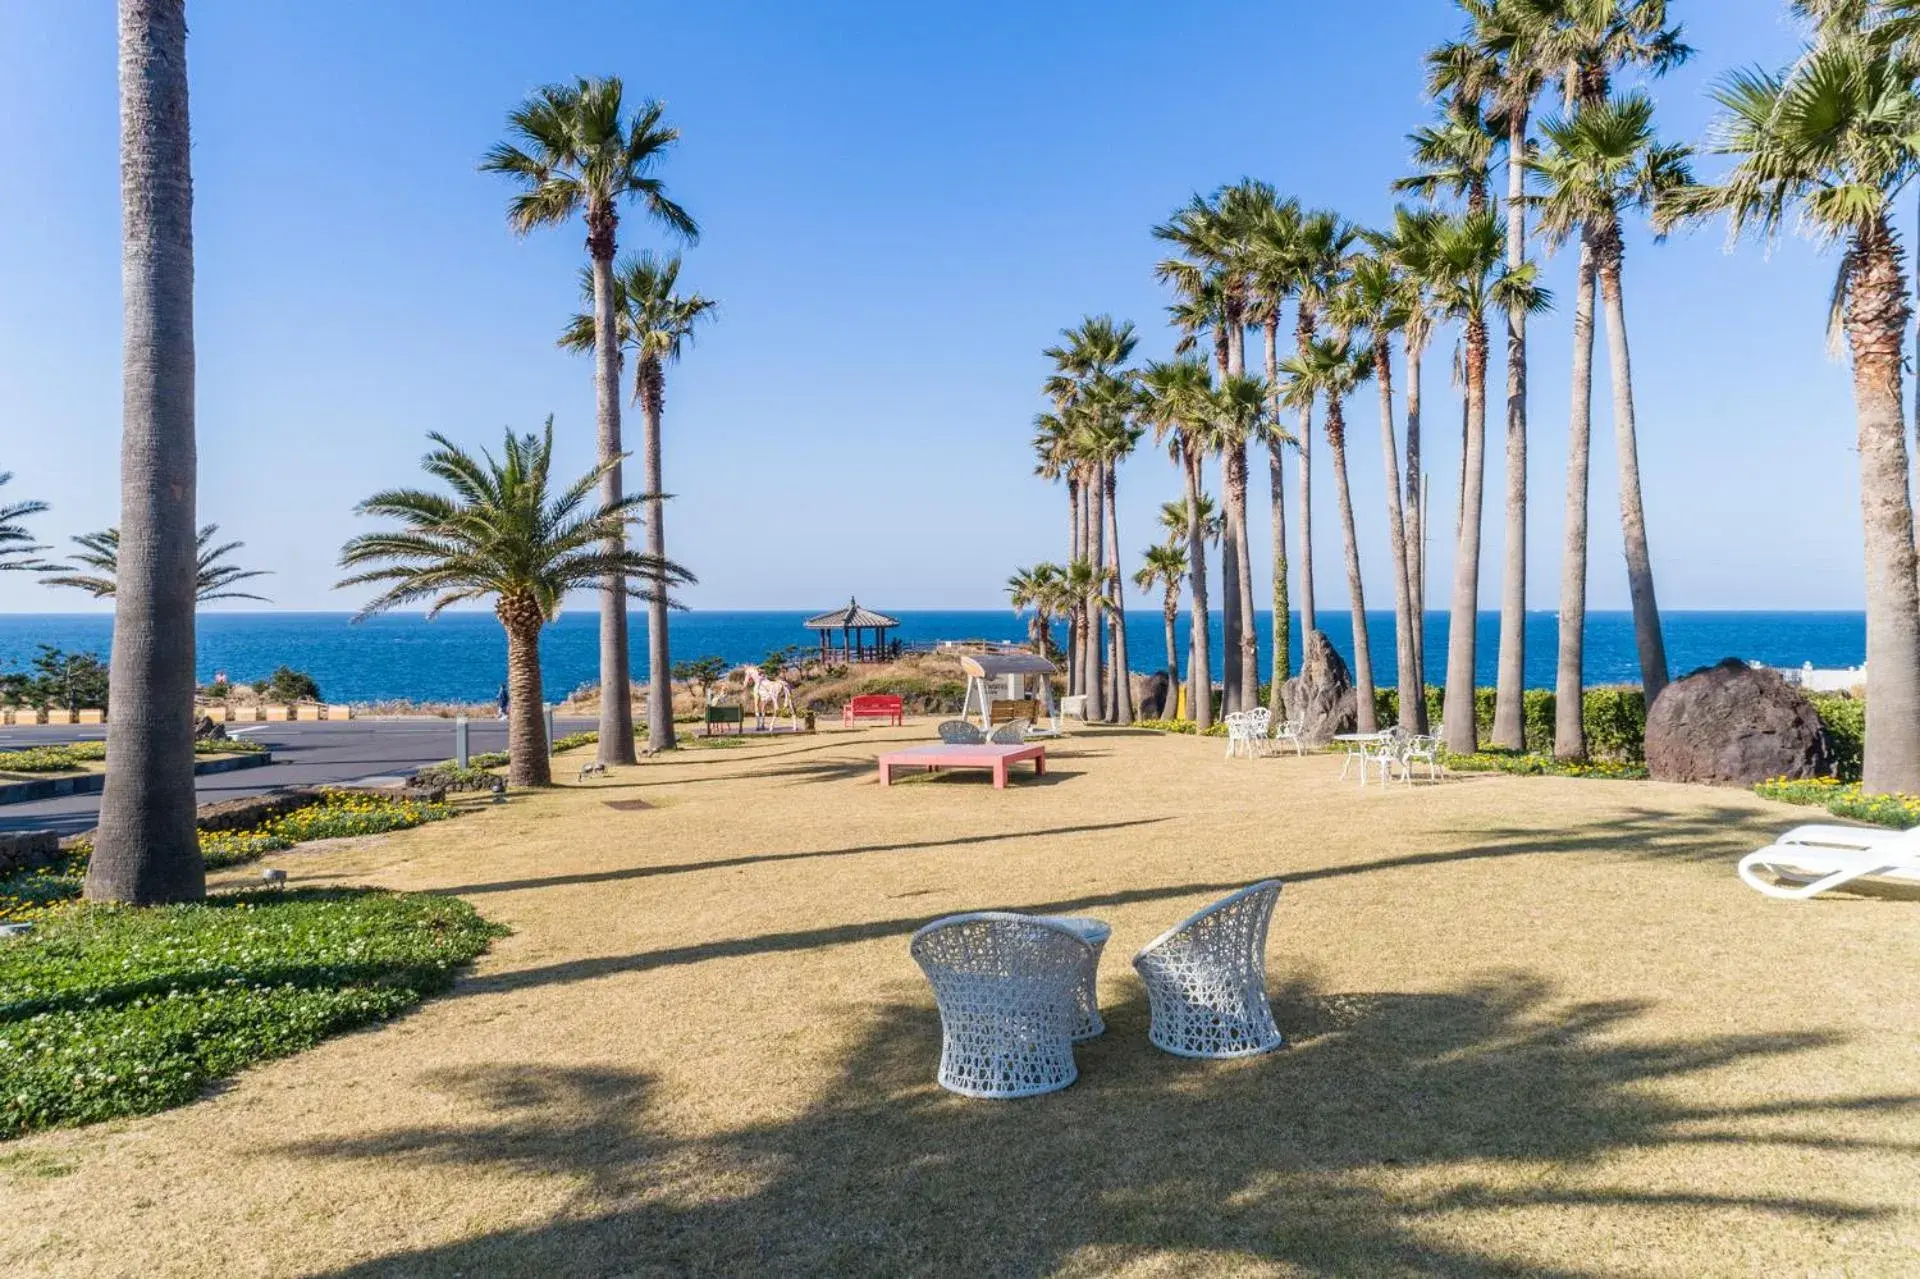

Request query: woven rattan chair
[
  {"left": 1034, "top": 915, "right": 1110, "bottom": 1039},
  {"left": 987, "top": 718, "right": 1031, "bottom": 745},
  {"left": 936, "top": 719, "right": 987, "bottom": 745},
  {"left": 1132, "top": 880, "right": 1284, "bottom": 1059},
  {"left": 911, "top": 912, "right": 1092, "bottom": 1097}
]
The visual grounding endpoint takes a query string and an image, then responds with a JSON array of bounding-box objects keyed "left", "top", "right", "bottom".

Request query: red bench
[{"left": 843, "top": 694, "right": 904, "bottom": 727}]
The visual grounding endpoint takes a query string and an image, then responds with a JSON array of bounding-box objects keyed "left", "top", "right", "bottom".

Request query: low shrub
[
  {"left": 1440, "top": 748, "right": 1648, "bottom": 780},
  {"left": 550, "top": 730, "right": 598, "bottom": 753},
  {"left": 0, "top": 738, "right": 263, "bottom": 776},
  {"left": 1134, "top": 718, "right": 1230, "bottom": 738},
  {"left": 1371, "top": 686, "right": 1647, "bottom": 761},
  {"left": 0, "top": 888, "right": 502, "bottom": 1137},
  {"left": 410, "top": 763, "right": 499, "bottom": 793},
  {"left": 1753, "top": 775, "right": 1920, "bottom": 829},
  {"left": 1805, "top": 693, "right": 1864, "bottom": 782}
]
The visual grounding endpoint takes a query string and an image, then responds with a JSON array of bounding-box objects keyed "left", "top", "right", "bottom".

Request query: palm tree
[
  {"left": 88, "top": 0, "right": 201, "bottom": 907},
  {"left": 1159, "top": 493, "right": 1222, "bottom": 546},
  {"left": 1671, "top": 26, "right": 1920, "bottom": 792},
  {"left": 339, "top": 422, "right": 692, "bottom": 788},
  {"left": 1333, "top": 252, "right": 1425, "bottom": 731},
  {"left": 1031, "top": 411, "right": 1080, "bottom": 689},
  {"left": 1395, "top": 91, "right": 1500, "bottom": 215},
  {"left": 43, "top": 525, "right": 269, "bottom": 602},
  {"left": 482, "top": 78, "right": 696, "bottom": 769},
  {"left": 1425, "top": 211, "right": 1548, "bottom": 753},
  {"left": 1007, "top": 562, "right": 1067, "bottom": 659},
  {"left": 1432, "top": 1, "right": 1549, "bottom": 751},
  {"left": 0, "top": 474, "right": 49, "bottom": 572},
  {"left": 1142, "top": 358, "right": 1217, "bottom": 729},
  {"left": 1376, "top": 206, "right": 1450, "bottom": 688},
  {"left": 559, "top": 252, "right": 715, "bottom": 754},
  {"left": 1524, "top": 0, "right": 1692, "bottom": 109},
  {"left": 1247, "top": 191, "right": 1307, "bottom": 705},
  {"left": 1287, "top": 210, "right": 1358, "bottom": 655},
  {"left": 1134, "top": 542, "right": 1188, "bottom": 701},
  {"left": 1281, "top": 338, "right": 1378, "bottom": 731},
  {"left": 1079, "top": 375, "right": 1143, "bottom": 722},
  {"left": 1536, "top": 93, "right": 1692, "bottom": 753},
  {"left": 1201, "top": 372, "right": 1275, "bottom": 716}
]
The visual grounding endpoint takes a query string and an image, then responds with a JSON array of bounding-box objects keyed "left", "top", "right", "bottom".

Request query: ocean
[{"left": 0, "top": 610, "right": 1867, "bottom": 706}]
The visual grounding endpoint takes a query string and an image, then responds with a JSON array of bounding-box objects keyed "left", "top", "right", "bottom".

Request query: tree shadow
[{"left": 294, "top": 973, "right": 1911, "bottom": 1277}]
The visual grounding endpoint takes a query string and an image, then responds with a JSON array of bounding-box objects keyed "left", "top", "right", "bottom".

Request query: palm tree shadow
[{"left": 296, "top": 973, "right": 1912, "bottom": 1277}]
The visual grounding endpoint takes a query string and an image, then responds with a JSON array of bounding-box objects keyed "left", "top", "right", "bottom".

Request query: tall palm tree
[
  {"left": 1524, "top": 0, "right": 1692, "bottom": 109},
  {"left": 1007, "top": 562, "right": 1067, "bottom": 659},
  {"left": 1142, "top": 358, "right": 1217, "bottom": 729},
  {"left": 1334, "top": 252, "right": 1425, "bottom": 731},
  {"left": 559, "top": 252, "right": 715, "bottom": 753},
  {"left": 1395, "top": 91, "right": 1500, "bottom": 215},
  {"left": 1281, "top": 338, "right": 1378, "bottom": 731},
  {"left": 1376, "top": 206, "right": 1450, "bottom": 688},
  {"left": 1425, "top": 211, "right": 1548, "bottom": 753},
  {"left": 1287, "top": 210, "right": 1358, "bottom": 654},
  {"left": 1433, "top": 0, "right": 1549, "bottom": 751},
  {"left": 1134, "top": 542, "right": 1188, "bottom": 700},
  {"left": 1247, "top": 192, "right": 1306, "bottom": 706},
  {"left": 1536, "top": 93, "right": 1692, "bottom": 753},
  {"left": 43, "top": 525, "right": 269, "bottom": 602},
  {"left": 0, "top": 474, "right": 49, "bottom": 572},
  {"left": 1672, "top": 26, "right": 1920, "bottom": 792},
  {"left": 339, "top": 422, "right": 692, "bottom": 788},
  {"left": 1080, "top": 375, "right": 1143, "bottom": 722},
  {"left": 88, "top": 0, "right": 201, "bottom": 907},
  {"left": 1159, "top": 493, "right": 1222, "bottom": 546},
  {"left": 482, "top": 77, "right": 696, "bottom": 768},
  {"left": 1031, "top": 410, "right": 1080, "bottom": 689}
]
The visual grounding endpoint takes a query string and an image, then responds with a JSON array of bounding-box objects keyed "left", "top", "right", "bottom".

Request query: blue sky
[{"left": 0, "top": 0, "right": 1865, "bottom": 615}]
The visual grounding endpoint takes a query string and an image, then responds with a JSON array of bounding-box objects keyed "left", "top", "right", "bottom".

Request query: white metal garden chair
[
  {"left": 1132, "top": 880, "right": 1285, "bottom": 1059},
  {"left": 910, "top": 912, "right": 1093, "bottom": 1097},
  {"left": 1270, "top": 714, "right": 1305, "bottom": 757},
  {"left": 1224, "top": 710, "right": 1269, "bottom": 759},
  {"left": 1397, "top": 729, "right": 1445, "bottom": 783}
]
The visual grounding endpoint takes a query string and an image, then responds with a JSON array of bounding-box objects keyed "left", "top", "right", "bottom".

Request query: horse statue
[{"left": 740, "top": 663, "right": 798, "bottom": 730}]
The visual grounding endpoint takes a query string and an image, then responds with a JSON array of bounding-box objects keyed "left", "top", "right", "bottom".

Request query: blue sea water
[{"left": 0, "top": 610, "right": 1868, "bottom": 706}]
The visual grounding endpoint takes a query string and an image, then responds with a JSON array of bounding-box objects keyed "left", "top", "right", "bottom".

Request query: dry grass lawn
[{"left": 3, "top": 723, "right": 1916, "bottom": 1277}]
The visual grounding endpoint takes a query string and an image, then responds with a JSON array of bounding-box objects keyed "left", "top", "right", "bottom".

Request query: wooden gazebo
[{"left": 805, "top": 598, "right": 902, "bottom": 663}]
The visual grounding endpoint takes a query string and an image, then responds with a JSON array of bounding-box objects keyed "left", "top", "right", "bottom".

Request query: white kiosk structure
[{"left": 957, "top": 650, "right": 1061, "bottom": 737}]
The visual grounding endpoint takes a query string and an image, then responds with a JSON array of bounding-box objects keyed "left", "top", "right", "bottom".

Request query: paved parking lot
[{"left": 0, "top": 717, "right": 597, "bottom": 836}]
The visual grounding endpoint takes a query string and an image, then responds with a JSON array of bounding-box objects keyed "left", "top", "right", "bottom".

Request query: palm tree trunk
[
  {"left": 1295, "top": 315, "right": 1318, "bottom": 639},
  {"left": 1405, "top": 330, "right": 1429, "bottom": 713},
  {"left": 639, "top": 362, "right": 674, "bottom": 753},
  {"left": 499, "top": 598, "right": 552, "bottom": 788},
  {"left": 1184, "top": 444, "right": 1213, "bottom": 730},
  {"left": 1555, "top": 234, "right": 1598, "bottom": 760},
  {"left": 1105, "top": 461, "right": 1134, "bottom": 723},
  {"left": 1218, "top": 450, "right": 1243, "bottom": 715},
  {"left": 1443, "top": 318, "right": 1490, "bottom": 754},
  {"left": 1846, "top": 217, "right": 1920, "bottom": 793},
  {"left": 1374, "top": 347, "right": 1421, "bottom": 733},
  {"left": 1162, "top": 592, "right": 1180, "bottom": 703},
  {"left": 1492, "top": 101, "right": 1531, "bottom": 751},
  {"left": 1597, "top": 222, "right": 1669, "bottom": 706},
  {"left": 587, "top": 219, "right": 637, "bottom": 766},
  {"left": 1084, "top": 471, "right": 1105, "bottom": 721},
  {"left": 89, "top": 0, "right": 202, "bottom": 905},
  {"left": 1226, "top": 444, "right": 1260, "bottom": 711},
  {"left": 1265, "top": 318, "right": 1291, "bottom": 707},
  {"left": 1326, "top": 400, "right": 1376, "bottom": 732},
  {"left": 1067, "top": 476, "right": 1082, "bottom": 694}
]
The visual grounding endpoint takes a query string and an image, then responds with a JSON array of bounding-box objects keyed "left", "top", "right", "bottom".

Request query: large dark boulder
[
  {"left": 1133, "top": 670, "right": 1172, "bottom": 720},
  {"left": 1283, "top": 631, "right": 1357, "bottom": 747},
  {"left": 1644, "top": 658, "right": 1832, "bottom": 785}
]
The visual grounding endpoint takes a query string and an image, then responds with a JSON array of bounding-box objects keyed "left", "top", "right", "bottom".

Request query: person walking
[{"left": 496, "top": 683, "right": 509, "bottom": 721}]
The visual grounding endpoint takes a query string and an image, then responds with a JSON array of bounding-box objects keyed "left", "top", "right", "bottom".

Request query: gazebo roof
[{"left": 803, "top": 598, "right": 900, "bottom": 630}]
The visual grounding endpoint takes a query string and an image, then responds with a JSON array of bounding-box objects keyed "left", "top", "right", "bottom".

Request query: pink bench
[
  {"left": 844, "top": 694, "right": 904, "bottom": 727},
  {"left": 877, "top": 743, "right": 1047, "bottom": 790}
]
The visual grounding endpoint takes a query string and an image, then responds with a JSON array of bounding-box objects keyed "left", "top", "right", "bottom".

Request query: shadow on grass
[
  {"left": 295, "top": 974, "right": 1911, "bottom": 1277},
  {"left": 433, "top": 817, "right": 1171, "bottom": 897}
]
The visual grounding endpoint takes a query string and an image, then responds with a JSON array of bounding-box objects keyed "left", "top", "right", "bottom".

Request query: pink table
[{"left": 877, "top": 743, "right": 1047, "bottom": 789}]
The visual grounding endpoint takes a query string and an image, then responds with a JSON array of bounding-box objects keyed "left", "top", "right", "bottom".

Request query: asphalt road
[{"left": 0, "top": 717, "right": 597, "bottom": 837}]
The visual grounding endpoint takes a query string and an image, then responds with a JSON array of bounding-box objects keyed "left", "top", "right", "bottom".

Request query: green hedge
[
  {"left": 1370, "top": 686, "right": 1648, "bottom": 761},
  {"left": 1805, "top": 693, "right": 1864, "bottom": 782}
]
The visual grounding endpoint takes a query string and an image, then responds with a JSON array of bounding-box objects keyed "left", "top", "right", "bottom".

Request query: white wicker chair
[
  {"left": 1035, "top": 914, "right": 1110, "bottom": 1039},
  {"left": 987, "top": 718, "right": 1031, "bottom": 745},
  {"left": 1132, "top": 880, "right": 1284, "bottom": 1059},
  {"left": 910, "top": 912, "right": 1092, "bottom": 1097},
  {"left": 937, "top": 719, "right": 987, "bottom": 745}
]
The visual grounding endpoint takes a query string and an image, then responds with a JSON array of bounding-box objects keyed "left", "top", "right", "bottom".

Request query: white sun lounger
[{"left": 1737, "top": 823, "right": 1920, "bottom": 900}]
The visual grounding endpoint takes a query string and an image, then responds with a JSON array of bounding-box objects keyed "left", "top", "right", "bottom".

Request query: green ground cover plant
[
  {"left": 0, "top": 792, "right": 456, "bottom": 921},
  {"left": 0, "top": 889, "right": 501, "bottom": 1137},
  {"left": 0, "top": 738, "right": 264, "bottom": 776},
  {"left": 1753, "top": 776, "right": 1920, "bottom": 829}
]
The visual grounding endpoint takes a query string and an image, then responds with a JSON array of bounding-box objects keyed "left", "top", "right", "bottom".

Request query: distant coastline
[{"left": 0, "top": 610, "right": 1868, "bottom": 706}]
